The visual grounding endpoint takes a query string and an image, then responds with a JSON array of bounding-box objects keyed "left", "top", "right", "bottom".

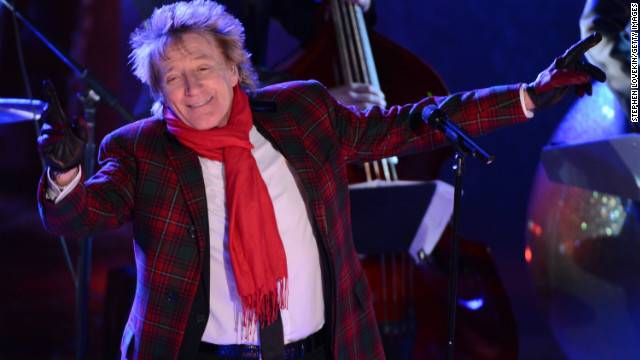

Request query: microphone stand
[
  {"left": 76, "top": 90, "right": 100, "bottom": 360},
  {"left": 438, "top": 119, "right": 494, "bottom": 360},
  {"left": 1, "top": 2, "right": 136, "bottom": 359},
  {"left": 445, "top": 152, "right": 464, "bottom": 360}
]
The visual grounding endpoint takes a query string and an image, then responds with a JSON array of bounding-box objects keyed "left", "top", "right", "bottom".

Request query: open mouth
[{"left": 189, "top": 96, "right": 213, "bottom": 108}]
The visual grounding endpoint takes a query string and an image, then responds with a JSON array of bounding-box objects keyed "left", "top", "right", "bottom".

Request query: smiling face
[{"left": 158, "top": 32, "right": 239, "bottom": 130}]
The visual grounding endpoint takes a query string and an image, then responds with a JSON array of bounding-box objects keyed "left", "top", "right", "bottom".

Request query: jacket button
[
  {"left": 189, "top": 226, "right": 196, "bottom": 239},
  {"left": 165, "top": 290, "right": 178, "bottom": 303},
  {"left": 196, "top": 314, "right": 206, "bottom": 323}
]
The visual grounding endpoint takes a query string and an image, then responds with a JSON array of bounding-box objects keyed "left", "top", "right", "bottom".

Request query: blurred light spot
[
  {"left": 601, "top": 105, "right": 615, "bottom": 119},
  {"left": 525, "top": 246, "right": 532, "bottom": 263},
  {"left": 527, "top": 219, "right": 542, "bottom": 237},
  {"left": 601, "top": 207, "right": 608, "bottom": 217},
  {"left": 458, "top": 298, "right": 484, "bottom": 311}
]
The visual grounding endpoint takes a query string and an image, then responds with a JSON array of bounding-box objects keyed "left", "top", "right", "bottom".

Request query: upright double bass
[{"left": 285, "top": 1, "right": 518, "bottom": 359}]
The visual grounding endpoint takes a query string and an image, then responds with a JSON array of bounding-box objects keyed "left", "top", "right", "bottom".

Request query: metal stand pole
[
  {"left": 445, "top": 153, "right": 465, "bottom": 360},
  {"left": 75, "top": 90, "right": 99, "bottom": 360},
  {"left": 422, "top": 104, "right": 494, "bottom": 360}
]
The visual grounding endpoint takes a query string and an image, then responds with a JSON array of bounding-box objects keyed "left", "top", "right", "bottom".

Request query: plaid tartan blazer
[{"left": 38, "top": 80, "right": 527, "bottom": 360}]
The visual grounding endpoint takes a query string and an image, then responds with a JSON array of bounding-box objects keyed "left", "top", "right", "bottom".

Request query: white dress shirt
[{"left": 198, "top": 126, "right": 324, "bottom": 345}]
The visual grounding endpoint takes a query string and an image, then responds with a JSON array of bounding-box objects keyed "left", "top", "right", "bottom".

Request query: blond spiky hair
[{"left": 129, "top": 0, "right": 258, "bottom": 117}]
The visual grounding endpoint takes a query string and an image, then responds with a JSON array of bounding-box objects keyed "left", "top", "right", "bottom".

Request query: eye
[{"left": 197, "top": 66, "right": 210, "bottom": 72}]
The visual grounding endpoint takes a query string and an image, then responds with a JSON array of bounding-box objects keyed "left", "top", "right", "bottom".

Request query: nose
[{"left": 183, "top": 72, "right": 201, "bottom": 95}]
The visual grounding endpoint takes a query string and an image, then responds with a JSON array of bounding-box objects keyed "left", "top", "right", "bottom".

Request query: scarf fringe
[{"left": 242, "top": 277, "right": 288, "bottom": 340}]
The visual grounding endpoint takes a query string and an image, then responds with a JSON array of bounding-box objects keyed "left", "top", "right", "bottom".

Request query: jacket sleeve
[
  {"left": 325, "top": 81, "right": 529, "bottom": 163},
  {"left": 38, "top": 129, "right": 137, "bottom": 238}
]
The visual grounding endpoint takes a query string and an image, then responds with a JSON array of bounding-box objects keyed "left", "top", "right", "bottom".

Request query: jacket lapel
[{"left": 163, "top": 132, "right": 209, "bottom": 262}]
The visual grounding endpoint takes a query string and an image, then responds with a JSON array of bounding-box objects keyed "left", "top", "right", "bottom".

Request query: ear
[{"left": 230, "top": 65, "right": 239, "bottom": 86}]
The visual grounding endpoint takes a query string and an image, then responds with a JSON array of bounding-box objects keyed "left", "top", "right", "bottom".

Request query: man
[{"left": 37, "top": 1, "right": 604, "bottom": 359}]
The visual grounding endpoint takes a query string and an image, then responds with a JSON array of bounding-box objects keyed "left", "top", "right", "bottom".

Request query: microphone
[{"left": 421, "top": 104, "right": 494, "bottom": 164}]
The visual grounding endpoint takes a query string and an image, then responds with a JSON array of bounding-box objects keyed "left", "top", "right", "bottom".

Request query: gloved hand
[
  {"left": 37, "top": 80, "right": 88, "bottom": 172},
  {"left": 526, "top": 32, "right": 607, "bottom": 110}
]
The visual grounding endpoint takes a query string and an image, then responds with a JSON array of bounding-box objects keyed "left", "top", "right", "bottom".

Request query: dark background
[{"left": 0, "top": 0, "right": 591, "bottom": 359}]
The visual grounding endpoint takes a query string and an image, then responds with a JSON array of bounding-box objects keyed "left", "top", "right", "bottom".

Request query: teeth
[{"left": 190, "top": 96, "right": 213, "bottom": 108}]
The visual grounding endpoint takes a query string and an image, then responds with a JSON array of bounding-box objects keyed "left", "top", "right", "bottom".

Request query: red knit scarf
[{"left": 164, "top": 86, "right": 287, "bottom": 338}]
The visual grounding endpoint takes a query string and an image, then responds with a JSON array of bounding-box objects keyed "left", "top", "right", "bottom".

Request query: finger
[
  {"left": 558, "top": 32, "right": 602, "bottom": 68},
  {"left": 584, "top": 82, "right": 593, "bottom": 96},
  {"left": 351, "top": 84, "right": 386, "bottom": 101},
  {"left": 350, "top": 83, "right": 377, "bottom": 93},
  {"left": 550, "top": 69, "right": 591, "bottom": 87},
  {"left": 352, "top": 92, "right": 385, "bottom": 106},
  {"left": 576, "top": 61, "right": 607, "bottom": 83},
  {"left": 37, "top": 124, "right": 66, "bottom": 152},
  {"left": 38, "top": 131, "right": 66, "bottom": 146},
  {"left": 71, "top": 116, "right": 90, "bottom": 141},
  {"left": 42, "top": 79, "right": 66, "bottom": 124},
  {"left": 39, "top": 121, "right": 66, "bottom": 135}
]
